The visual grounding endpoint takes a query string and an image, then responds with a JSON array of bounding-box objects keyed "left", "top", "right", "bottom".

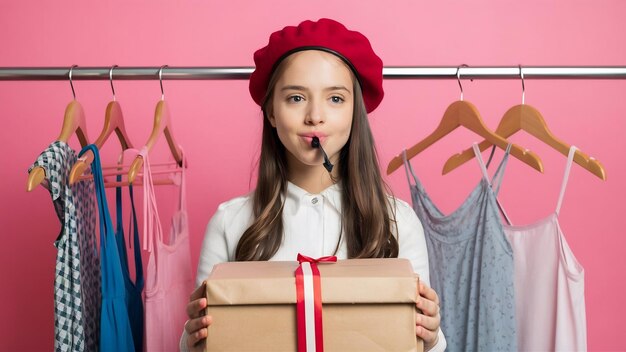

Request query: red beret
[{"left": 249, "top": 18, "right": 384, "bottom": 113}]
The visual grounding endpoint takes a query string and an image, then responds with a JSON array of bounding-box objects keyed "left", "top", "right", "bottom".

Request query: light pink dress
[
  {"left": 141, "top": 147, "right": 194, "bottom": 352},
  {"left": 501, "top": 146, "right": 587, "bottom": 351}
]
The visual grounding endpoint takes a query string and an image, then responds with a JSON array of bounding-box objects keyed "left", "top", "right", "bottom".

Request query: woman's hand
[
  {"left": 415, "top": 281, "right": 441, "bottom": 351},
  {"left": 185, "top": 282, "right": 213, "bottom": 351}
]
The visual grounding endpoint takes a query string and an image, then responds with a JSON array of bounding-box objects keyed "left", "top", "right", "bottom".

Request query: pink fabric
[
  {"left": 141, "top": 147, "right": 194, "bottom": 352},
  {"left": 502, "top": 146, "right": 587, "bottom": 351}
]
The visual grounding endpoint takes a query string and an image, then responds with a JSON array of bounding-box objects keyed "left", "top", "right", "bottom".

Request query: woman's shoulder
[
  {"left": 214, "top": 192, "right": 254, "bottom": 220},
  {"left": 386, "top": 194, "right": 424, "bottom": 238},
  {"left": 387, "top": 194, "right": 416, "bottom": 220},
  {"left": 206, "top": 192, "right": 255, "bottom": 239}
]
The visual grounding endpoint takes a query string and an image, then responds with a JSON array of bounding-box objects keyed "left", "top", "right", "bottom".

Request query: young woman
[{"left": 182, "top": 18, "right": 446, "bottom": 351}]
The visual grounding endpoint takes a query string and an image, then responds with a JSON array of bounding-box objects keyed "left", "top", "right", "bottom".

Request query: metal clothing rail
[{"left": 1, "top": 66, "right": 626, "bottom": 81}]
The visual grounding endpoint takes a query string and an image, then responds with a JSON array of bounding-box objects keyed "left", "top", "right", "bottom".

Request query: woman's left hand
[{"left": 415, "top": 281, "right": 441, "bottom": 351}]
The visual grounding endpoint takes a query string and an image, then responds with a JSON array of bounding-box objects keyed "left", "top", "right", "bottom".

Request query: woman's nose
[{"left": 305, "top": 100, "right": 325, "bottom": 125}]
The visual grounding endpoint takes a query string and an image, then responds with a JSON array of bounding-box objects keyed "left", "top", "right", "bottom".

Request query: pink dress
[
  {"left": 141, "top": 147, "right": 194, "bottom": 352},
  {"left": 501, "top": 146, "right": 587, "bottom": 351}
]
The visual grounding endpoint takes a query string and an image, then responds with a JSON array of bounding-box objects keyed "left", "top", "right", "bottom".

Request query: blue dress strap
[
  {"left": 114, "top": 174, "right": 145, "bottom": 352},
  {"left": 79, "top": 144, "right": 135, "bottom": 352}
]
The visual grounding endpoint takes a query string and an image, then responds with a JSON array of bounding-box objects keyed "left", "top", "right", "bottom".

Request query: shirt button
[{"left": 311, "top": 197, "right": 319, "bottom": 204}]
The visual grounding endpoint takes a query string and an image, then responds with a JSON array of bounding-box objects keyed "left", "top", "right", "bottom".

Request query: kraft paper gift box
[{"left": 204, "top": 257, "right": 422, "bottom": 352}]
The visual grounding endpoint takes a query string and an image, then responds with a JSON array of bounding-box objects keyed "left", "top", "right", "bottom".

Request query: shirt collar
[{"left": 286, "top": 181, "right": 342, "bottom": 212}]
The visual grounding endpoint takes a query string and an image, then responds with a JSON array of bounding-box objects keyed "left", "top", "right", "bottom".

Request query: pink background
[{"left": 2, "top": 1, "right": 625, "bottom": 350}]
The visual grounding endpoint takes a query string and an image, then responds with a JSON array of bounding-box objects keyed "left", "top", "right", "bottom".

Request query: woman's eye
[
  {"left": 288, "top": 95, "right": 304, "bottom": 103},
  {"left": 330, "top": 96, "right": 344, "bottom": 104}
]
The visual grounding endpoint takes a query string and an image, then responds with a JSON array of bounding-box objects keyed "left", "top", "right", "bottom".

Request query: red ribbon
[{"left": 295, "top": 254, "right": 337, "bottom": 352}]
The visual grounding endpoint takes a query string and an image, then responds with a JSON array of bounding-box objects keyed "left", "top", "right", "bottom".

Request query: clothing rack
[{"left": 1, "top": 66, "right": 626, "bottom": 81}]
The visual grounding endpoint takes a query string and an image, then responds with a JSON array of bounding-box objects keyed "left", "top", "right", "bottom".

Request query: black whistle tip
[{"left": 311, "top": 136, "right": 333, "bottom": 172}]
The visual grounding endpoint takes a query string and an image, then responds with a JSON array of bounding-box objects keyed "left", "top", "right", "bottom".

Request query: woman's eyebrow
[
  {"left": 280, "top": 85, "right": 308, "bottom": 92},
  {"left": 325, "top": 85, "right": 351, "bottom": 94},
  {"left": 280, "top": 85, "right": 351, "bottom": 94}
]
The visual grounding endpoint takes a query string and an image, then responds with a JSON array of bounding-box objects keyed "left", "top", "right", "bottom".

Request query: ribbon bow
[
  {"left": 295, "top": 254, "right": 337, "bottom": 352},
  {"left": 297, "top": 254, "right": 337, "bottom": 265}
]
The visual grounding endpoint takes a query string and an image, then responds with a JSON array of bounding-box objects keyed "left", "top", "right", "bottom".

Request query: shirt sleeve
[
  {"left": 195, "top": 202, "right": 231, "bottom": 287},
  {"left": 428, "top": 329, "right": 447, "bottom": 352},
  {"left": 394, "top": 197, "right": 431, "bottom": 287},
  {"left": 179, "top": 331, "right": 190, "bottom": 352}
]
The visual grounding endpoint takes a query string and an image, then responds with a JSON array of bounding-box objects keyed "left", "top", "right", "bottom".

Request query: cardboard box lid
[{"left": 206, "top": 258, "right": 418, "bottom": 306}]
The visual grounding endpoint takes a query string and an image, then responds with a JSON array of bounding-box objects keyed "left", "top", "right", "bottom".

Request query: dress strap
[
  {"left": 484, "top": 145, "right": 498, "bottom": 169},
  {"left": 79, "top": 144, "right": 113, "bottom": 247},
  {"left": 472, "top": 143, "right": 491, "bottom": 183},
  {"left": 177, "top": 146, "right": 187, "bottom": 213},
  {"left": 115, "top": 174, "right": 124, "bottom": 237},
  {"left": 556, "top": 146, "right": 578, "bottom": 216},
  {"left": 493, "top": 144, "right": 513, "bottom": 225},
  {"left": 401, "top": 150, "right": 419, "bottom": 188},
  {"left": 474, "top": 143, "right": 513, "bottom": 225},
  {"left": 113, "top": 148, "right": 144, "bottom": 287},
  {"left": 139, "top": 147, "right": 163, "bottom": 252},
  {"left": 128, "top": 180, "right": 144, "bottom": 288},
  {"left": 491, "top": 143, "right": 512, "bottom": 197},
  {"left": 114, "top": 150, "right": 129, "bottom": 242},
  {"left": 166, "top": 146, "right": 187, "bottom": 245}
]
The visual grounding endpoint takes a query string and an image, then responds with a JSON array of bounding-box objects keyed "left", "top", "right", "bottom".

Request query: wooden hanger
[
  {"left": 386, "top": 67, "right": 543, "bottom": 175},
  {"left": 442, "top": 67, "right": 606, "bottom": 180},
  {"left": 27, "top": 66, "right": 90, "bottom": 192},
  {"left": 57, "top": 101, "right": 89, "bottom": 145},
  {"left": 69, "top": 66, "right": 133, "bottom": 185},
  {"left": 127, "top": 66, "right": 183, "bottom": 183},
  {"left": 442, "top": 103, "right": 606, "bottom": 179}
]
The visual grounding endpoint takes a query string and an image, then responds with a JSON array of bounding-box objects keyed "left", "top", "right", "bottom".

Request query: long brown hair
[{"left": 235, "top": 55, "right": 398, "bottom": 261}]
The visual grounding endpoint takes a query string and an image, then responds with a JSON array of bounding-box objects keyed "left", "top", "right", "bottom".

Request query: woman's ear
[{"left": 267, "top": 112, "right": 276, "bottom": 127}]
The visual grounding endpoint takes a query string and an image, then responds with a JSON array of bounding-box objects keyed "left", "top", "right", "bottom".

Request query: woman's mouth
[{"left": 299, "top": 133, "right": 326, "bottom": 146}]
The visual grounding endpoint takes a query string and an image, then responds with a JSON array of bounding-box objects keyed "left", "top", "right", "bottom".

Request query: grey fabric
[
  {"left": 29, "top": 141, "right": 100, "bottom": 352},
  {"left": 403, "top": 146, "right": 516, "bottom": 352}
]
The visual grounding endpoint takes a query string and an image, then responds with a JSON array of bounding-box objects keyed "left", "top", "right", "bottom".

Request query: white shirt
[
  {"left": 187, "top": 181, "right": 446, "bottom": 351},
  {"left": 197, "top": 181, "right": 433, "bottom": 285}
]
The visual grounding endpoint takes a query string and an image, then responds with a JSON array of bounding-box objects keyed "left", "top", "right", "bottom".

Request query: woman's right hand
[{"left": 185, "top": 282, "right": 213, "bottom": 351}]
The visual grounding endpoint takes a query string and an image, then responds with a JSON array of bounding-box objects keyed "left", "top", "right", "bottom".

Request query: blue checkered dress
[{"left": 30, "top": 141, "right": 100, "bottom": 351}]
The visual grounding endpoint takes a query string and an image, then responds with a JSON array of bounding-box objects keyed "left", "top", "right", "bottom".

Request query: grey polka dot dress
[{"left": 402, "top": 145, "right": 516, "bottom": 352}]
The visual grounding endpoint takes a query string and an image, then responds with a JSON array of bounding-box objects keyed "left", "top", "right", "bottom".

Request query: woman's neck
[{"left": 287, "top": 158, "right": 339, "bottom": 194}]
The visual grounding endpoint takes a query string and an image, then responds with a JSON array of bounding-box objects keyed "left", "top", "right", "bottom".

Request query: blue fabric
[
  {"left": 115, "top": 175, "right": 144, "bottom": 352},
  {"left": 79, "top": 145, "right": 135, "bottom": 352},
  {"left": 403, "top": 148, "right": 517, "bottom": 352}
]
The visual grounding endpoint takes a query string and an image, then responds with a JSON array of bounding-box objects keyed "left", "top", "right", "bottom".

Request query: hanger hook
[
  {"left": 159, "top": 65, "right": 168, "bottom": 101},
  {"left": 109, "top": 65, "right": 118, "bottom": 102},
  {"left": 69, "top": 65, "right": 78, "bottom": 100},
  {"left": 519, "top": 64, "right": 525, "bottom": 105},
  {"left": 457, "top": 64, "right": 469, "bottom": 101}
]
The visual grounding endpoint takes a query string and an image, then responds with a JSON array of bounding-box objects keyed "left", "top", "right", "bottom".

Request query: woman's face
[{"left": 269, "top": 50, "right": 354, "bottom": 172}]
